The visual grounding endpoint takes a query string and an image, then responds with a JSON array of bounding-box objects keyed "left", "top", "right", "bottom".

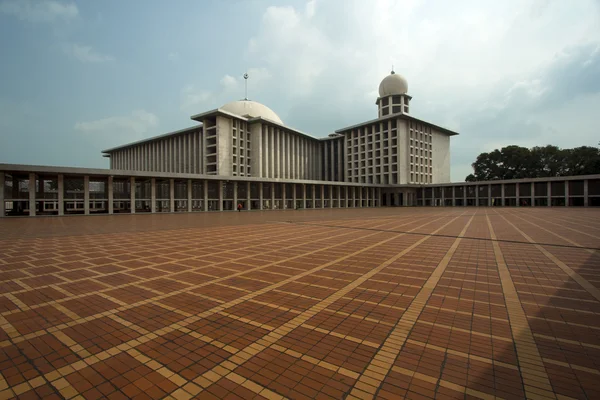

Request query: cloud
[
  {"left": 74, "top": 110, "right": 159, "bottom": 142},
  {"left": 180, "top": 85, "right": 212, "bottom": 114},
  {"left": 220, "top": 74, "right": 238, "bottom": 90},
  {"left": 168, "top": 52, "right": 179, "bottom": 61},
  {"left": 0, "top": 0, "right": 78, "bottom": 23},
  {"left": 63, "top": 44, "right": 114, "bottom": 63}
]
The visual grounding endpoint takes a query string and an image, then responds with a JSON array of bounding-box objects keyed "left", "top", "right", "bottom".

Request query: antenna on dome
[
  {"left": 243, "top": 72, "right": 249, "bottom": 100},
  {"left": 391, "top": 64, "right": 395, "bottom": 74}
]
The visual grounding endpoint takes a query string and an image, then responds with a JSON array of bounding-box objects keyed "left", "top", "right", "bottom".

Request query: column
[
  {"left": 441, "top": 187, "right": 445, "bottom": 207},
  {"left": 344, "top": 186, "right": 349, "bottom": 208},
  {"left": 359, "top": 187, "right": 363, "bottom": 207},
  {"left": 293, "top": 184, "right": 297, "bottom": 209},
  {"left": 516, "top": 183, "right": 520, "bottom": 207},
  {"left": 462, "top": 186, "right": 466, "bottom": 207},
  {"left": 500, "top": 184, "right": 505, "bottom": 207},
  {"left": 187, "top": 179, "right": 192, "bottom": 212},
  {"left": 84, "top": 175, "right": 90, "bottom": 215},
  {"left": 28, "top": 173, "right": 36, "bottom": 216},
  {"left": 303, "top": 184, "right": 307, "bottom": 209},
  {"left": 169, "top": 179, "right": 175, "bottom": 212},
  {"left": 246, "top": 182, "right": 251, "bottom": 211},
  {"left": 0, "top": 172, "right": 4, "bottom": 217},
  {"left": 151, "top": 178, "right": 156, "bottom": 213},
  {"left": 271, "top": 183, "right": 275, "bottom": 210},
  {"left": 584, "top": 179, "right": 589, "bottom": 207},
  {"left": 431, "top": 187, "right": 435, "bottom": 207},
  {"left": 565, "top": 181, "right": 569, "bottom": 207},
  {"left": 487, "top": 184, "right": 492, "bottom": 207},
  {"left": 203, "top": 180, "right": 208, "bottom": 212},
  {"left": 108, "top": 176, "right": 114, "bottom": 215},
  {"left": 58, "top": 174, "right": 64, "bottom": 216},
  {"left": 547, "top": 181, "right": 551, "bottom": 207},
  {"left": 452, "top": 186, "right": 456, "bottom": 207},
  {"left": 531, "top": 182, "right": 535, "bottom": 207},
  {"left": 130, "top": 177, "right": 136, "bottom": 213},
  {"left": 233, "top": 181, "right": 238, "bottom": 210},
  {"left": 321, "top": 185, "right": 325, "bottom": 208},
  {"left": 218, "top": 181, "right": 223, "bottom": 211},
  {"left": 259, "top": 182, "right": 263, "bottom": 210},
  {"left": 337, "top": 186, "right": 341, "bottom": 208},
  {"left": 352, "top": 187, "right": 356, "bottom": 207},
  {"left": 282, "top": 183, "right": 287, "bottom": 210},
  {"left": 312, "top": 185, "right": 316, "bottom": 209},
  {"left": 475, "top": 185, "right": 479, "bottom": 207}
]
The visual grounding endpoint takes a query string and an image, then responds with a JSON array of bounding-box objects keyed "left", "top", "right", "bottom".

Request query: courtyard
[{"left": 0, "top": 207, "right": 599, "bottom": 400}]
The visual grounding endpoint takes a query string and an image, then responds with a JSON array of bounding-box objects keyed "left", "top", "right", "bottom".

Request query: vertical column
[
  {"left": 0, "top": 172, "right": 5, "bottom": 218},
  {"left": 352, "top": 187, "right": 356, "bottom": 207},
  {"left": 271, "top": 183, "right": 275, "bottom": 210},
  {"left": 332, "top": 186, "right": 336, "bottom": 208},
  {"left": 293, "top": 184, "right": 297, "bottom": 209},
  {"left": 584, "top": 179, "right": 589, "bottom": 207},
  {"left": 344, "top": 186, "right": 348, "bottom": 208},
  {"left": 441, "top": 187, "right": 445, "bottom": 207},
  {"left": 282, "top": 183, "right": 287, "bottom": 210},
  {"left": 130, "top": 177, "right": 136, "bottom": 214},
  {"left": 452, "top": 186, "right": 456, "bottom": 207},
  {"left": 233, "top": 182, "right": 238, "bottom": 211},
  {"left": 359, "top": 187, "right": 363, "bottom": 207},
  {"left": 246, "top": 182, "right": 251, "bottom": 211},
  {"left": 463, "top": 186, "right": 466, "bottom": 207},
  {"left": 312, "top": 185, "right": 316, "bottom": 209},
  {"left": 547, "top": 181, "right": 551, "bottom": 207},
  {"left": 270, "top": 128, "right": 275, "bottom": 178},
  {"left": 565, "top": 181, "right": 569, "bottom": 207},
  {"left": 58, "top": 174, "right": 64, "bottom": 216},
  {"left": 218, "top": 181, "right": 223, "bottom": 211},
  {"left": 487, "top": 184, "right": 492, "bottom": 207},
  {"left": 187, "top": 179, "right": 192, "bottom": 212},
  {"left": 203, "top": 180, "right": 208, "bottom": 211},
  {"left": 500, "top": 184, "right": 505, "bottom": 207},
  {"left": 259, "top": 182, "right": 263, "bottom": 210},
  {"left": 84, "top": 176, "right": 90, "bottom": 215},
  {"left": 151, "top": 178, "right": 156, "bottom": 213},
  {"left": 108, "top": 176, "right": 114, "bottom": 215},
  {"left": 531, "top": 182, "right": 535, "bottom": 207},
  {"left": 303, "top": 184, "right": 307, "bottom": 209},
  {"left": 431, "top": 187, "right": 435, "bottom": 207},
  {"left": 516, "top": 183, "right": 520, "bottom": 207},
  {"left": 321, "top": 185, "right": 325, "bottom": 208},
  {"left": 475, "top": 185, "right": 479, "bottom": 207},
  {"left": 28, "top": 173, "right": 36, "bottom": 216},
  {"left": 169, "top": 179, "right": 175, "bottom": 212}
]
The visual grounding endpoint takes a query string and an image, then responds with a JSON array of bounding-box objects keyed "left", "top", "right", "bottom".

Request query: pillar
[
  {"left": 150, "top": 178, "right": 156, "bottom": 213},
  {"left": 312, "top": 185, "right": 316, "bottom": 209},
  {"left": 282, "top": 183, "right": 287, "bottom": 209},
  {"left": 187, "top": 179, "right": 192, "bottom": 212},
  {"left": 452, "top": 186, "right": 456, "bottom": 207},
  {"left": 218, "top": 181, "right": 223, "bottom": 211},
  {"left": 531, "top": 182, "right": 535, "bottom": 207},
  {"left": 203, "top": 180, "right": 208, "bottom": 212},
  {"left": 500, "top": 184, "right": 505, "bottom": 207},
  {"left": 170, "top": 179, "right": 175, "bottom": 212},
  {"left": 108, "top": 176, "right": 114, "bottom": 215},
  {"left": 0, "top": 172, "right": 4, "bottom": 217},
  {"left": 259, "top": 182, "right": 264, "bottom": 210},
  {"left": 352, "top": 187, "right": 356, "bottom": 207},
  {"left": 463, "top": 186, "right": 467, "bottom": 207},
  {"left": 359, "top": 187, "right": 363, "bottom": 207},
  {"left": 344, "top": 186, "right": 348, "bottom": 208},
  {"left": 431, "top": 187, "right": 435, "bottom": 207},
  {"left": 337, "top": 186, "right": 341, "bottom": 208},
  {"left": 293, "top": 184, "right": 297, "bottom": 209},
  {"left": 321, "top": 185, "right": 325, "bottom": 208},
  {"left": 584, "top": 179, "right": 589, "bottom": 207},
  {"left": 547, "top": 181, "right": 551, "bottom": 207},
  {"left": 271, "top": 183, "right": 275, "bottom": 210},
  {"left": 246, "top": 181, "right": 251, "bottom": 211},
  {"left": 84, "top": 176, "right": 90, "bottom": 215},
  {"left": 233, "top": 181, "right": 238, "bottom": 210},
  {"left": 475, "top": 185, "right": 479, "bottom": 207},
  {"left": 28, "top": 173, "right": 36, "bottom": 216},
  {"left": 516, "top": 183, "right": 520, "bottom": 207},
  {"left": 565, "top": 181, "right": 569, "bottom": 207},
  {"left": 441, "top": 187, "right": 445, "bottom": 207},
  {"left": 37, "top": 176, "right": 45, "bottom": 214},
  {"left": 487, "top": 184, "right": 492, "bottom": 207},
  {"left": 302, "top": 184, "right": 307, "bottom": 209},
  {"left": 130, "top": 177, "right": 136, "bottom": 214},
  {"left": 58, "top": 174, "right": 64, "bottom": 216}
]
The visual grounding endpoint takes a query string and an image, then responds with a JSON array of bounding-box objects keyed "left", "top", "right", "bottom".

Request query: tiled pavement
[{"left": 0, "top": 208, "right": 599, "bottom": 400}]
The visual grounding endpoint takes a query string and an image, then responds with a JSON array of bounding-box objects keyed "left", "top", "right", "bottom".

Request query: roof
[
  {"left": 101, "top": 125, "right": 202, "bottom": 154},
  {"left": 335, "top": 113, "right": 459, "bottom": 136}
]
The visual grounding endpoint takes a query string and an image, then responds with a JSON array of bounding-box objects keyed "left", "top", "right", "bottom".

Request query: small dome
[
  {"left": 220, "top": 100, "right": 283, "bottom": 125},
  {"left": 378, "top": 71, "right": 408, "bottom": 97}
]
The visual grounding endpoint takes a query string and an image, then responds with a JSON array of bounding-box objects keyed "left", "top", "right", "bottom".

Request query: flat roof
[
  {"left": 335, "top": 113, "right": 459, "bottom": 136},
  {"left": 102, "top": 125, "right": 202, "bottom": 154}
]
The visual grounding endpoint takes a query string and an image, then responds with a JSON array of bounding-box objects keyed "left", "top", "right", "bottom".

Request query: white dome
[
  {"left": 220, "top": 100, "right": 283, "bottom": 125},
  {"left": 378, "top": 71, "right": 408, "bottom": 97}
]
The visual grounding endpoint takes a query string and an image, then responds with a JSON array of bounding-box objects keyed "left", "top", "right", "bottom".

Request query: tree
[{"left": 465, "top": 144, "right": 600, "bottom": 181}]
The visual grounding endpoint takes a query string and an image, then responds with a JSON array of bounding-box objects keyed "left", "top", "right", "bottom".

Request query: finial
[
  {"left": 391, "top": 64, "right": 395, "bottom": 75},
  {"left": 243, "top": 72, "right": 249, "bottom": 100}
]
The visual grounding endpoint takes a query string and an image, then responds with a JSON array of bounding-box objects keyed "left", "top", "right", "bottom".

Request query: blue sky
[{"left": 1, "top": 0, "right": 599, "bottom": 181}]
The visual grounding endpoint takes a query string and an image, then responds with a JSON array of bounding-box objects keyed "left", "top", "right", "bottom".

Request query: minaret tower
[{"left": 376, "top": 68, "right": 411, "bottom": 117}]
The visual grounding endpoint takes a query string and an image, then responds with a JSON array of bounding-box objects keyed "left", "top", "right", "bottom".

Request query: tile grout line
[
  {"left": 485, "top": 213, "right": 556, "bottom": 400},
  {"left": 345, "top": 213, "right": 475, "bottom": 400}
]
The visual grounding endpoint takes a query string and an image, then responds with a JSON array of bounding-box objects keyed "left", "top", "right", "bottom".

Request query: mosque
[{"left": 1, "top": 71, "right": 597, "bottom": 216}]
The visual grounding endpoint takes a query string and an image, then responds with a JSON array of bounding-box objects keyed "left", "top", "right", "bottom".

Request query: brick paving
[{"left": 0, "top": 207, "right": 599, "bottom": 400}]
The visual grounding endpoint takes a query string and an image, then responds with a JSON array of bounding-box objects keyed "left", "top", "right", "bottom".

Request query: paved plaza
[{"left": 0, "top": 208, "right": 599, "bottom": 400}]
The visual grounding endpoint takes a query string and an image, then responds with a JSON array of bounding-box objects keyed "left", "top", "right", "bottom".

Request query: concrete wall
[
  {"left": 432, "top": 128, "right": 451, "bottom": 183},
  {"left": 216, "top": 116, "right": 233, "bottom": 176}
]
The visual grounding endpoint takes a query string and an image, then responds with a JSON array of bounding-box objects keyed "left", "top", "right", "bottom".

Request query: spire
[
  {"left": 391, "top": 64, "right": 395, "bottom": 75},
  {"left": 243, "top": 72, "right": 249, "bottom": 100}
]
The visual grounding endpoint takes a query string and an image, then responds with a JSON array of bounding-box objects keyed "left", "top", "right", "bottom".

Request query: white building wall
[
  {"left": 216, "top": 116, "right": 233, "bottom": 176},
  {"left": 432, "top": 128, "right": 451, "bottom": 183}
]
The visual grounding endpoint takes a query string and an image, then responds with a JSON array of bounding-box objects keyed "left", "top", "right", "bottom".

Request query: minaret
[
  {"left": 243, "top": 72, "right": 249, "bottom": 100},
  {"left": 376, "top": 69, "right": 411, "bottom": 117}
]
